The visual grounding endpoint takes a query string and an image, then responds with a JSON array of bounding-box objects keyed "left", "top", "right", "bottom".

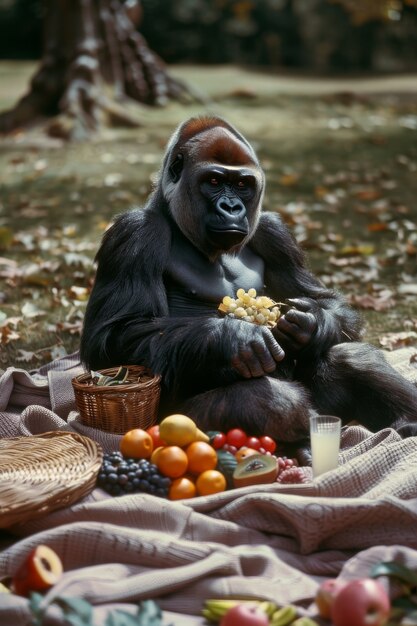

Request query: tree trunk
[{"left": 0, "top": 0, "right": 194, "bottom": 139}]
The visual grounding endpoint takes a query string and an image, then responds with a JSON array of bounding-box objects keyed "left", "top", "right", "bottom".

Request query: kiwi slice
[{"left": 233, "top": 454, "right": 278, "bottom": 488}]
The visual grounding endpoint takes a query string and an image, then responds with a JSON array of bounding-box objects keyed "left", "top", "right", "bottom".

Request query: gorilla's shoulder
[
  {"left": 251, "top": 211, "right": 305, "bottom": 264},
  {"left": 97, "top": 207, "right": 171, "bottom": 264},
  {"left": 253, "top": 211, "right": 293, "bottom": 245},
  {"left": 112, "top": 206, "right": 168, "bottom": 232}
]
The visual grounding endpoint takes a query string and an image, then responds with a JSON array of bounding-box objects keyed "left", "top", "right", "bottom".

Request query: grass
[{"left": 0, "top": 62, "right": 416, "bottom": 368}]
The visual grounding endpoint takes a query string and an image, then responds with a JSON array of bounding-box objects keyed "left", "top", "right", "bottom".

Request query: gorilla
[{"left": 80, "top": 115, "right": 417, "bottom": 441}]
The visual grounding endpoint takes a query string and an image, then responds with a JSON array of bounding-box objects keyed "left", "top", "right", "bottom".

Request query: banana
[
  {"left": 201, "top": 608, "right": 219, "bottom": 622},
  {"left": 270, "top": 604, "right": 298, "bottom": 626},
  {"left": 202, "top": 598, "right": 277, "bottom": 623},
  {"left": 203, "top": 599, "right": 240, "bottom": 621},
  {"left": 0, "top": 582, "right": 10, "bottom": 594},
  {"left": 204, "top": 599, "right": 239, "bottom": 614},
  {"left": 258, "top": 600, "right": 279, "bottom": 617},
  {"left": 291, "top": 618, "right": 320, "bottom": 626}
]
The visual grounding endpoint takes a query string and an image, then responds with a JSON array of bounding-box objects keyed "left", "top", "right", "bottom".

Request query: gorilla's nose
[{"left": 216, "top": 196, "right": 246, "bottom": 219}]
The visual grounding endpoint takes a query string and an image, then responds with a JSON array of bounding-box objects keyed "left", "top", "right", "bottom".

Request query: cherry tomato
[
  {"left": 211, "top": 432, "right": 226, "bottom": 450},
  {"left": 226, "top": 428, "right": 248, "bottom": 449},
  {"left": 259, "top": 436, "right": 277, "bottom": 454},
  {"left": 246, "top": 436, "right": 261, "bottom": 451}
]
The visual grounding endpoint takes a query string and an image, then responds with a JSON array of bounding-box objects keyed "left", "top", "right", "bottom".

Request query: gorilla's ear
[{"left": 169, "top": 153, "right": 184, "bottom": 183}]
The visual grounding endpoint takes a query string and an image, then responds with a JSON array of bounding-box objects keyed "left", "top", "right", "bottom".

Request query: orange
[
  {"left": 185, "top": 441, "right": 218, "bottom": 474},
  {"left": 156, "top": 445, "right": 188, "bottom": 478},
  {"left": 150, "top": 445, "right": 164, "bottom": 465},
  {"left": 196, "top": 470, "right": 227, "bottom": 496},
  {"left": 235, "top": 447, "right": 260, "bottom": 463},
  {"left": 120, "top": 428, "right": 153, "bottom": 459},
  {"left": 169, "top": 476, "right": 197, "bottom": 500}
]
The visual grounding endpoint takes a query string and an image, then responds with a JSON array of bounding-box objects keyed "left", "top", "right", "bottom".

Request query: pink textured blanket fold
[{"left": 0, "top": 351, "right": 417, "bottom": 625}]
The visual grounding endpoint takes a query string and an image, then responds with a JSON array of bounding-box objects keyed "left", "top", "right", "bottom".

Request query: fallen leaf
[
  {"left": 379, "top": 331, "right": 417, "bottom": 351},
  {"left": 349, "top": 293, "right": 396, "bottom": 311},
  {"left": 21, "top": 302, "right": 47, "bottom": 318},
  {"left": 0, "top": 227, "right": 13, "bottom": 250},
  {"left": 69, "top": 286, "right": 89, "bottom": 301},
  {"left": 353, "top": 188, "right": 381, "bottom": 201},
  {"left": 1, "top": 326, "right": 21, "bottom": 344},
  {"left": 398, "top": 284, "right": 417, "bottom": 295},
  {"left": 339, "top": 244, "right": 375, "bottom": 256},
  {"left": 367, "top": 223, "right": 389, "bottom": 232},
  {"left": 279, "top": 173, "right": 299, "bottom": 187},
  {"left": 16, "top": 349, "right": 36, "bottom": 362}
]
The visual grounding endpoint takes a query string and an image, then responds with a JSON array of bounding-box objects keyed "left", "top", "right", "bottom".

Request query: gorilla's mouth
[{"left": 207, "top": 227, "right": 247, "bottom": 250}]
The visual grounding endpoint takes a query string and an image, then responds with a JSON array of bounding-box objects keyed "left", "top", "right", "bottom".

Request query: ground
[{"left": 0, "top": 62, "right": 417, "bottom": 369}]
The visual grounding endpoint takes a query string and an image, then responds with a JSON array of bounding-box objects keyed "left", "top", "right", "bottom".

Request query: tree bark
[{"left": 0, "top": 0, "right": 193, "bottom": 139}]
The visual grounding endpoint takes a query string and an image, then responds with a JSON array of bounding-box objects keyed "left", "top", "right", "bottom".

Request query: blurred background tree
[
  {"left": 0, "top": 0, "right": 416, "bottom": 73},
  {"left": 0, "top": 0, "right": 192, "bottom": 138}
]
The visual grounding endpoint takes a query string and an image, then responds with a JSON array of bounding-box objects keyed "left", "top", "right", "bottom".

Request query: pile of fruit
[
  {"left": 98, "top": 414, "right": 227, "bottom": 500},
  {"left": 97, "top": 416, "right": 310, "bottom": 501},
  {"left": 209, "top": 427, "right": 309, "bottom": 486},
  {"left": 218, "top": 288, "right": 281, "bottom": 327}
]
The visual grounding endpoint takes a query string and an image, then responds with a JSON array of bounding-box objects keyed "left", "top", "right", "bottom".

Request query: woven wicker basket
[
  {"left": 72, "top": 365, "right": 161, "bottom": 434},
  {"left": 0, "top": 431, "right": 102, "bottom": 529}
]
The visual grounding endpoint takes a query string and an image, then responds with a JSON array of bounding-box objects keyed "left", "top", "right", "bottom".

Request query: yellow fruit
[{"left": 159, "top": 414, "right": 209, "bottom": 447}]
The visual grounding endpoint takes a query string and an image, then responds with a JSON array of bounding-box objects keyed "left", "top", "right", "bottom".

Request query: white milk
[{"left": 310, "top": 429, "right": 340, "bottom": 477}]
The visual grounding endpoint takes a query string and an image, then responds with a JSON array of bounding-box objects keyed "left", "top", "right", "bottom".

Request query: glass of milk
[{"left": 310, "top": 415, "right": 341, "bottom": 477}]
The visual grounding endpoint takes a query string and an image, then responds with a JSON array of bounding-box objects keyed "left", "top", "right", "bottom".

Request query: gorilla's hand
[
  {"left": 273, "top": 298, "right": 318, "bottom": 353},
  {"left": 229, "top": 321, "right": 285, "bottom": 378}
]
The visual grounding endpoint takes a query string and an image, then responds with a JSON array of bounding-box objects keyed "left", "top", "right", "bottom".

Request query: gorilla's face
[
  {"left": 198, "top": 162, "right": 259, "bottom": 250},
  {"left": 162, "top": 121, "right": 264, "bottom": 259}
]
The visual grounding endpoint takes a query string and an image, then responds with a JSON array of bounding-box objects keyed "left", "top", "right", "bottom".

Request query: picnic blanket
[{"left": 1, "top": 349, "right": 417, "bottom": 625}]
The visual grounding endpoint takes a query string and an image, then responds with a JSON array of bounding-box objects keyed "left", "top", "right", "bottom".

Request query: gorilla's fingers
[
  {"left": 252, "top": 340, "right": 278, "bottom": 373},
  {"left": 286, "top": 298, "right": 313, "bottom": 312},
  {"left": 231, "top": 355, "right": 252, "bottom": 378},
  {"left": 265, "top": 335, "right": 286, "bottom": 362},
  {"left": 285, "top": 309, "right": 317, "bottom": 333},
  {"left": 239, "top": 347, "right": 267, "bottom": 377},
  {"left": 276, "top": 317, "right": 311, "bottom": 348}
]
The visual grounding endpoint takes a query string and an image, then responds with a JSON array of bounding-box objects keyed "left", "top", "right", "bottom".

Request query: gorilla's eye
[
  {"left": 210, "top": 177, "right": 220, "bottom": 186},
  {"left": 237, "top": 180, "right": 246, "bottom": 188}
]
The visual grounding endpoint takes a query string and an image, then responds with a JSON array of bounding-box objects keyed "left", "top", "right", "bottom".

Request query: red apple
[
  {"left": 331, "top": 578, "right": 390, "bottom": 626},
  {"left": 12, "top": 544, "right": 63, "bottom": 596},
  {"left": 220, "top": 603, "right": 269, "bottom": 626},
  {"left": 315, "top": 578, "right": 346, "bottom": 619}
]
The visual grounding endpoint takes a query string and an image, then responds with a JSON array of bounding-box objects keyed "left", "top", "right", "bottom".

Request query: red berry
[
  {"left": 277, "top": 467, "right": 309, "bottom": 484},
  {"left": 226, "top": 428, "right": 248, "bottom": 449},
  {"left": 246, "top": 436, "right": 261, "bottom": 450},
  {"left": 259, "top": 436, "right": 277, "bottom": 453},
  {"left": 211, "top": 432, "right": 227, "bottom": 449}
]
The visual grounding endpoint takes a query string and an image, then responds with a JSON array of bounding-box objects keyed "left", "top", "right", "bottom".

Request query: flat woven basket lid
[{"left": 0, "top": 431, "right": 103, "bottom": 529}]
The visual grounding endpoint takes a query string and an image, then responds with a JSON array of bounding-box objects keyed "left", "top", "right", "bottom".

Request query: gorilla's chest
[{"left": 165, "top": 241, "right": 265, "bottom": 316}]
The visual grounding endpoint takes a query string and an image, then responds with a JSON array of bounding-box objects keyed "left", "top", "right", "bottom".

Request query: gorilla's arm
[{"left": 250, "top": 212, "right": 364, "bottom": 362}]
